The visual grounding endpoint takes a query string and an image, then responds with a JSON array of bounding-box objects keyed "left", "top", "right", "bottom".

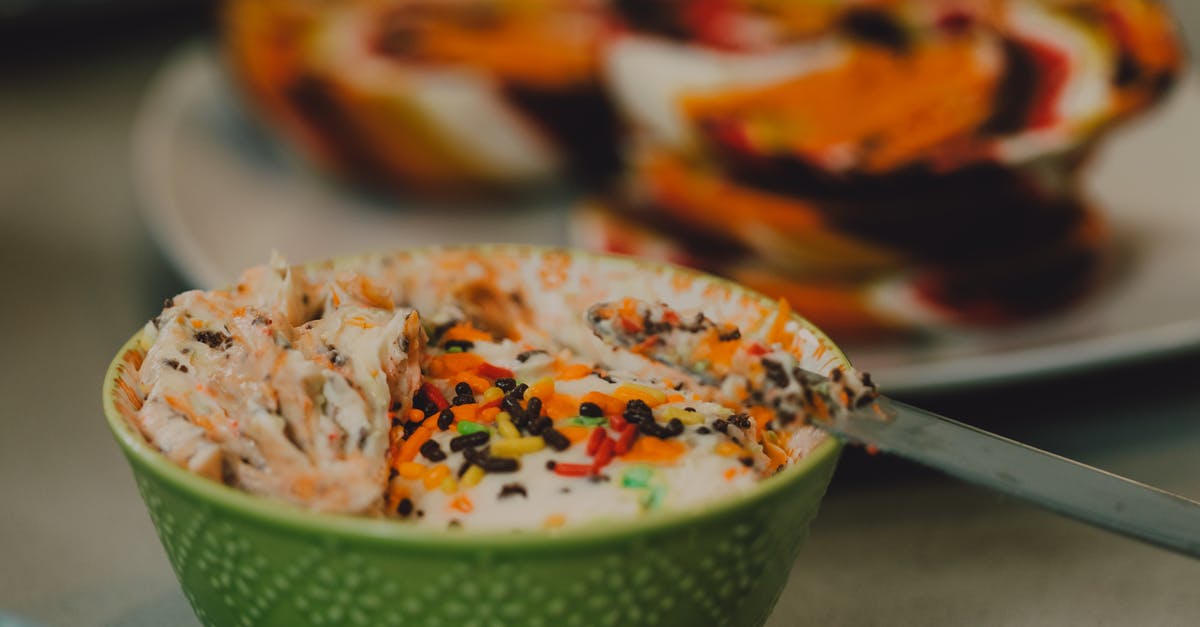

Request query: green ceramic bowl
[{"left": 103, "top": 246, "right": 848, "bottom": 627}]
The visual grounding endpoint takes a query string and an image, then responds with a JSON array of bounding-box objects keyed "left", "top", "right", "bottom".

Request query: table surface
[{"left": 2, "top": 6, "right": 1198, "bottom": 626}]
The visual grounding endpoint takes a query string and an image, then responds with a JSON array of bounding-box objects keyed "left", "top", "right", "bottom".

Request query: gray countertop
[{"left": 2, "top": 6, "right": 1198, "bottom": 626}]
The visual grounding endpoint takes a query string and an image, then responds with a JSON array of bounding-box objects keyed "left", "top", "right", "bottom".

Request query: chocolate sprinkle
[
  {"left": 449, "top": 431, "right": 490, "bottom": 452},
  {"left": 437, "top": 408, "right": 456, "bottom": 430},
  {"left": 578, "top": 401, "right": 603, "bottom": 418},
  {"left": 528, "top": 416, "right": 552, "bottom": 436},
  {"left": 194, "top": 330, "right": 233, "bottom": 351},
  {"left": 419, "top": 440, "right": 446, "bottom": 462},
  {"left": 499, "top": 483, "right": 528, "bottom": 499},
  {"left": 762, "top": 359, "right": 790, "bottom": 388},
  {"left": 516, "top": 349, "right": 547, "bottom": 363},
  {"left": 542, "top": 428, "right": 570, "bottom": 451}
]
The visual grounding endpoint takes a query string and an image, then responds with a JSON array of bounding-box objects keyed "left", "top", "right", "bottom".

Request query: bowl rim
[{"left": 102, "top": 244, "right": 847, "bottom": 549}]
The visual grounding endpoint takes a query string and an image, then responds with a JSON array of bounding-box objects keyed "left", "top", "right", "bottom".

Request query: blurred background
[{"left": 2, "top": 1, "right": 1198, "bottom": 626}]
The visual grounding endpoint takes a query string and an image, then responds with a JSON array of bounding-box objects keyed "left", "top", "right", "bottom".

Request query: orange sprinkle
[
  {"left": 427, "top": 352, "right": 484, "bottom": 377},
  {"left": 396, "top": 425, "right": 434, "bottom": 464},
  {"left": 442, "top": 322, "right": 494, "bottom": 343},
  {"left": 544, "top": 513, "right": 566, "bottom": 529},
  {"left": 331, "top": 290, "right": 341, "bottom": 307},
  {"left": 545, "top": 395, "right": 580, "bottom": 420},
  {"left": 478, "top": 407, "right": 501, "bottom": 423},
  {"left": 123, "top": 349, "right": 144, "bottom": 370},
  {"left": 356, "top": 276, "right": 394, "bottom": 310},
  {"left": 449, "top": 371, "right": 491, "bottom": 394},
  {"left": 190, "top": 319, "right": 204, "bottom": 329},
  {"left": 715, "top": 441, "right": 743, "bottom": 457},
  {"left": 723, "top": 467, "right": 740, "bottom": 481},
  {"left": 666, "top": 394, "right": 686, "bottom": 404},
  {"left": 450, "top": 404, "right": 478, "bottom": 423},
  {"left": 423, "top": 464, "right": 451, "bottom": 490},
  {"left": 398, "top": 462, "right": 428, "bottom": 479},
  {"left": 764, "top": 442, "right": 789, "bottom": 472},
  {"left": 406, "top": 409, "right": 425, "bottom": 423},
  {"left": 555, "top": 363, "right": 593, "bottom": 381},
  {"left": 698, "top": 332, "right": 739, "bottom": 368},
  {"left": 344, "top": 316, "right": 376, "bottom": 329},
  {"left": 525, "top": 379, "right": 556, "bottom": 402},
  {"left": 555, "top": 425, "right": 591, "bottom": 445},
  {"left": 231, "top": 307, "right": 246, "bottom": 317},
  {"left": 449, "top": 494, "right": 474, "bottom": 514},
  {"left": 611, "top": 385, "right": 665, "bottom": 407},
  {"left": 580, "top": 392, "right": 624, "bottom": 416},
  {"left": 116, "top": 378, "right": 142, "bottom": 412},
  {"left": 768, "top": 298, "right": 792, "bottom": 344},
  {"left": 748, "top": 406, "right": 772, "bottom": 440},
  {"left": 622, "top": 437, "right": 687, "bottom": 464}
]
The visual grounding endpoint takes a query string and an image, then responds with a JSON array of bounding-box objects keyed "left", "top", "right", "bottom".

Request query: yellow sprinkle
[
  {"left": 461, "top": 465, "right": 486, "bottom": 488},
  {"left": 613, "top": 383, "right": 667, "bottom": 406},
  {"left": 398, "top": 461, "right": 428, "bottom": 480},
  {"left": 423, "top": 464, "right": 450, "bottom": 490},
  {"left": 496, "top": 412, "right": 520, "bottom": 439},
  {"left": 491, "top": 436, "right": 545, "bottom": 458},
  {"left": 660, "top": 406, "right": 705, "bottom": 425},
  {"left": 483, "top": 386, "right": 505, "bottom": 402},
  {"left": 440, "top": 476, "right": 458, "bottom": 494},
  {"left": 544, "top": 513, "right": 566, "bottom": 529}
]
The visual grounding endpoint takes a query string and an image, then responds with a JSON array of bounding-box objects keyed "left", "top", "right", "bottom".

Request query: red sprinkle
[
  {"left": 478, "top": 396, "right": 504, "bottom": 411},
  {"left": 614, "top": 424, "right": 638, "bottom": 455},
  {"left": 609, "top": 414, "right": 628, "bottom": 431},
  {"left": 477, "top": 362, "right": 515, "bottom": 379},
  {"left": 591, "top": 438, "right": 615, "bottom": 473},
  {"left": 747, "top": 343, "right": 768, "bottom": 356},
  {"left": 586, "top": 426, "right": 607, "bottom": 456},
  {"left": 553, "top": 462, "right": 592, "bottom": 477},
  {"left": 420, "top": 383, "right": 449, "bottom": 411}
]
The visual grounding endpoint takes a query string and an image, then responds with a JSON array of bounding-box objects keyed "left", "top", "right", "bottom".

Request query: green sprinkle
[
  {"left": 564, "top": 415, "right": 607, "bottom": 427},
  {"left": 621, "top": 465, "right": 654, "bottom": 489},
  {"left": 446, "top": 346, "right": 463, "bottom": 353},
  {"left": 639, "top": 484, "right": 667, "bottom": 510},
  {"left": 457, "top": 420, "right": 485, "bottom": 435}
]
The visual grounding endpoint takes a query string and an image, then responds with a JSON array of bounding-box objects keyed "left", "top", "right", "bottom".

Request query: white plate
[{"left": 133, "top": 45, "right": 1200, "bottom": 394}]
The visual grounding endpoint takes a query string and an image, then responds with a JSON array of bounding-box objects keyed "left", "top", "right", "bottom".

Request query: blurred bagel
[{"left": 221, "top": 0, "right": 621, "bottom": 193}]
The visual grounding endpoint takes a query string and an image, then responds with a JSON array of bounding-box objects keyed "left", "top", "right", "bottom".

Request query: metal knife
[{"left": 822, "top": 397, "right": 1200, "bottom": 558}]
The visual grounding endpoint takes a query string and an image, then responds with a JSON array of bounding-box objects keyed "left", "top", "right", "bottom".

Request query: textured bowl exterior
[{"left": 104, "top": 246, "right": 847, "bottom": 627}]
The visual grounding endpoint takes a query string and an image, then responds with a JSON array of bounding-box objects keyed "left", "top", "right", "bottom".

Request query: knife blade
[{"left": 821, "top": 397, "right": 1200, "bottom": 557}]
